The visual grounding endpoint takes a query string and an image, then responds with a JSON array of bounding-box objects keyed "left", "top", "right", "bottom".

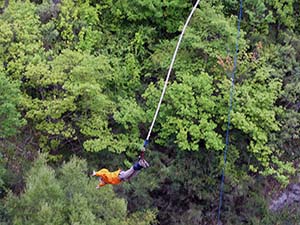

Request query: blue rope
[
  {"left": 217, "top": 1, "right": 243, "bottom": 224},
  {"left": 143, "top": 140, "right": 149, "bottom": 148}
]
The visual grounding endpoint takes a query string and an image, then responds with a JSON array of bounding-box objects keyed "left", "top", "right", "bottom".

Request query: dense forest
[{"left": 0, "top": 0, "right": 299, "bottom": 224}]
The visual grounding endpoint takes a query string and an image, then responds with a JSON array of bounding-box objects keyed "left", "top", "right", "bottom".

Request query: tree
[
  {"left": 1, "top": 0, "right": 300, "bottom": 224},
  {"left": 5, "top": 154, "right": 156, "bottom": 225},
  {"left": 0, "top": 0, "right": 149, "bottom": 155},
  {"left": 142, "top": 0, "right": 295, "bottom": 183},
  {"left": 0, "top": 70, "right": 25, "bottom": 138}
]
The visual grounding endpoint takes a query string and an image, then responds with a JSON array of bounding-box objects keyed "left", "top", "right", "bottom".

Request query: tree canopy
[{"left": 0, "top": 0, "right": 299, "bottom": 224}]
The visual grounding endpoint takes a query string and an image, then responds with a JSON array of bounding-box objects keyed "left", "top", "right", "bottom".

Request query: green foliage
[
  {"left": 120, "top": 150, "right": 273, "bottom": 225},
  {"left": 231, "top": 50, "right": 292, "bottom": 181},
  {"left": 0, "top": 70, "right": 25, "bottom": 138},
  {"left": 275, "top": 110, "right": 300, "bottom": 163},
  {"left": 96, "top": 0, "right": 191, "bottom": 33},
  {"left": 243, "top": 0, "right": 274, "bottom": 40},
  {"left": 17, "top": 46, "right": 145, "bottom": 153},
  {"left": 143, "top": 2, "right": 244, "bottom": 153},
  {"left": 0, "top": 154, "right": 5, "bottom": 192},
  {"left": 267, "top": 0, "right": 297, "bottom": 29},
  {"left": 266, "top": 33, "right": 300, "bottom": 176},
  {"left": 0, "top": 1, "right": 43, "bottom": 78},
  {"left": 142, "top": 0, "right": 294, "bottom": 184},
  {"left": 0, "top": 0, "right": 300, "bottom": 224},
  {"left": 54, "top": 0, "right": 102, "bottom": 52},
  {"left": 0, "top": 0, "right": 148, "bottom": 154},
  {"left": 6, "top": 154, "right": 65, "bottom": 225},
  {"left": 5, "top": 154, "right": 156, "bottom": 225},
  {"left": 144, "top": 71, "right": 224, "bottom": 151}
]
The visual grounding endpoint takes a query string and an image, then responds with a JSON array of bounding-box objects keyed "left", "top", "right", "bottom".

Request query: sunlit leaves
[{"left": 144, "top": 71, "right": 223, "bottom": 151}]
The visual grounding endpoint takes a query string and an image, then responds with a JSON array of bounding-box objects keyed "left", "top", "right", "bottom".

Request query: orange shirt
[{"left": 95, "top": 168, "right": 122, "bottom": 187}]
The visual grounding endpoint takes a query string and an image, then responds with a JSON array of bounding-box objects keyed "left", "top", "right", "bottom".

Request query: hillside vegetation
[{"left": 0, "top": 0, "right": 299, "bottom": 224}]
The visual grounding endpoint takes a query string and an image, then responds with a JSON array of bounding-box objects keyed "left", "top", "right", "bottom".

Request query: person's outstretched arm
[{"left": 92, "top": 171, "right": 106, "bottom": 188}]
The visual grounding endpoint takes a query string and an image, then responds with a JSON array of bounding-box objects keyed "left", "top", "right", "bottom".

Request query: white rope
[{"left": 145, "top": 0, "right": 201, "bottom": 142}]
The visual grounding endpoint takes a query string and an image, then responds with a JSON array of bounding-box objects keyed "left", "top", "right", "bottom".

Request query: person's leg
[
  {"left": 119, "top": 159, "right": 149, "bottom": 181},
  {"left": 119, "top": 167, "right": 139, "bottom": 181},
  {"left": 119, "top": 159, "right": 149, "bottom": 180}
]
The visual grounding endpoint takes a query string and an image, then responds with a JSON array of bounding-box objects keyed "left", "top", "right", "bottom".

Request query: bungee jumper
[
  {"left": 92, "top": 148, "right": 150, "bottom": 188},
  {"left": 91, "top": 0, "right": 201, "bottom": 188}
]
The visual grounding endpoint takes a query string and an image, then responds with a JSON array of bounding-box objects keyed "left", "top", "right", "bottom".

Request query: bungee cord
[{"left": 143, "top": 0, "right": 201, "bottom": 150}]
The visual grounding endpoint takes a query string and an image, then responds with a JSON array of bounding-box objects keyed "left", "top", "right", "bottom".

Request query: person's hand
[
  {"left": 91, "top": 170, "right": 96, "bottom": 176},
  {"left": 96, "top": 186, "right": 100, "bottom": 189}
]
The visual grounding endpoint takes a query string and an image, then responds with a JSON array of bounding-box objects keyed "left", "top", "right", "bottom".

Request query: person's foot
[{"left": 138, "top": 159, "right": 150, "bottom": 168}]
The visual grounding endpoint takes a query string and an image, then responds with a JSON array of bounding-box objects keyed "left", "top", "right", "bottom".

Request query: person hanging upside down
[{"left": 91, "top": 157, "right": 149, "bottom": 188}]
